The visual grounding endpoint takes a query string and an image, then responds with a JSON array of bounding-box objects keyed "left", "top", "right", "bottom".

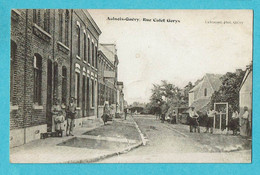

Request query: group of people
[
  {"left": 188, "top": 106, "right": 251, "bottom": 136},
  {"left": 156, "top": 99, "right": 177, "bottom": 124},
  {"left": 189, "top": 107, "right": 217, "bottom": 134},
  {"left": 229, "top": 106, "right": 251, "bottom": 136},
  {"left": 156, "top": 98, "right": 251, "bottom": 137},
  {"left": 51, "top": 97, "right": 76, "bottom": 136},
  {"left": 101, "top": 102, "right": 128, "bottom": 125}
]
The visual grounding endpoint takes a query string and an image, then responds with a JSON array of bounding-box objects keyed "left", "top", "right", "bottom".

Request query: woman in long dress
[
  {"left": 240, "top": 106, "right": 250, "bottom": 137},
  {"left": 51, "top": 99, "right": 65, "bottom": 134},
  {"left": 102, "top": 102, "right": 110, "bottom": 125},
  {"left": 229, "top": 109, "right": 239, "bottom": 135}
]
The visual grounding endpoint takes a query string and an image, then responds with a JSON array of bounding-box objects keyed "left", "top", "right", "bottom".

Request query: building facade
[
  {"left": 10, "top": 9, "right": 101, "bottom": 147},
  {"left": 239, "top": 64, "right": 252, "bottom": 119},
  {"left": 117, "top": 81, "right": 125, "bottom": 114},
  {"left": 97, "top": 44, "right": 119, "bottom": 117},
  {"left": 188, "top": 74, "right": 222, "bottom": 112},
  {"left": 70, "top": 10, "right": 101, "bottom": 127}
]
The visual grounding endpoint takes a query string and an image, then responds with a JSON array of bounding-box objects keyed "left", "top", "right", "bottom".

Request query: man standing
[
  {"left": 66, "top": 97, "right": 77, "bottom": 136},
  {"left": 189, "top": 106, "right": 199, "bottom": 133},
  {"left": 160, "top": 98, "right": 168, "bottom": 123},
  {"left": 124, "top": 108, "right": 128, "bottom": 120},
  {"left": 205, "top": 109, "right": 216, "bottom": 134}
]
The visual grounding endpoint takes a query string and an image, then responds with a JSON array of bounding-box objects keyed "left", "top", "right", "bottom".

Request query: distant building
[
  {"left": 117, "top": 81, "right": 124, "bottom": 113},
  {"left": 188, "top": 74, "right": 222, "bottom": 112},
  {"left": 97, "top": 43, "right": 119, "bottom": 117}
]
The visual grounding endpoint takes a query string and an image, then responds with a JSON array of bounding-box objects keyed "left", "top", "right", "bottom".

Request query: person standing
[
  {"left": 110, "top": 104, "right": 114, "bottom": 118},
  {"left": 160, "top": 100, "right": 168, "bottom": 123},
  {"left": 102, "top": 102, "right": 110, "bottom": 125},
  {"left": 66, "top": 97, "right": 77, "bottom": 136},
  {"left": 124, "top": 108, "right": 128, "bottom": 120},
  {"left": 205, "top": 109, "right": 216, "bottom": 134},
  {"left": 172, "top": 110, "right": 177, "bottom": 124},
  {"left": 189, "top": 107, "right": 199, "bottom": 133},
  {"left": 51, "top": 98, "right": 64, "bottom": 134},
  {"left": 155, "top": 103, "right": 161, "bottom": 120},
  {"left": 230, "top": 108, "right": 239, "bottom": 135},
  {"left": 240, "top": 106, "right": 250, "bottom": 137}
]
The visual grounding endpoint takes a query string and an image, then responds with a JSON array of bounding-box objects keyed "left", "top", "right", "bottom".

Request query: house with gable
[
  {"left": 239, "top": 63, "right": 252, "bottom": 118},
  {"left": 188, "top": 74, "right": 222, "bottom": 113}
]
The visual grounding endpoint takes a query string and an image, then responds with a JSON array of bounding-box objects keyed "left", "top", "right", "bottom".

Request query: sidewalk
[
  {"left": 164, "top": 122, "right": 252, "bottom": 152},
  {"left": 10, "top": 116, "right": 142, "bottom": 163}
]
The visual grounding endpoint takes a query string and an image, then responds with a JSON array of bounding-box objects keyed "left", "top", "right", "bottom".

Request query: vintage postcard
[{"left": 10, "top": 9, "right": 252, "bottom": 163}]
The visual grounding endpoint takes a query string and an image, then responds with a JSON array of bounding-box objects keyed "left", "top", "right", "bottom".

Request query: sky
[{"left": 88, "top": 10, "right": 253, "bottom": 104}]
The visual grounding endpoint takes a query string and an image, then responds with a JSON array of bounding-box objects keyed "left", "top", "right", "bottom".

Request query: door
[{"left": 46, "top": 60, "right": 53, "bottom": 132}]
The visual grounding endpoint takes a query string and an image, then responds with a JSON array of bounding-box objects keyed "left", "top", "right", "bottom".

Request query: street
[{"left": 98, "top": 114, "right": 251, "bottom": 163}]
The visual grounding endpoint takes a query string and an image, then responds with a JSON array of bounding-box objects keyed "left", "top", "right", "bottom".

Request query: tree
[
  {"left": 146, "top": 80, "right": 185, "bottom": 114},
  {"left": 183, "top": 82, "right": 194, "bottom": 106},
  {"left": 210, "top": 70, "right": 246, "bottom": 112}
]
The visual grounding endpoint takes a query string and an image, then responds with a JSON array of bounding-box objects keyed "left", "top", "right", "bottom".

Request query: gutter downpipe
[{"left": 23, "top": 9, "right": 28, "bottom": 144}]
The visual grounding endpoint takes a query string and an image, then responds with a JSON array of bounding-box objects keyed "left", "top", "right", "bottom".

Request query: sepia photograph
[{"left": 10, "top": 9, "right": 252, "bottom": 163}]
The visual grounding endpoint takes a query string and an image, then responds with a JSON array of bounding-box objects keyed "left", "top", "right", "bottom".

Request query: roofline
[
  {"left": 100, "top": 43, "right": 117, "bottom": 55},
  {"left": 205, "top": 74, "right": 215, "bottom": 92},
  {"left": 82, "top": 10, "right": 102, "bottom": 35},
  {"left": 189, "top": 73, "right": 222, "bottom": 93},
  {"left": 98, "top": 50, "right": 115, "bottom": 68},
  {"left": 239, "top": 67, "right": 252, "bottom": 91}
]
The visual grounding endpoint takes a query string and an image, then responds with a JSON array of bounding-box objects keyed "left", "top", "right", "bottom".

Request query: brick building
[
  {"left": 10, "top": 9, "right": 101, "bottom": 147},
  {"left": 97, "top": 44, "right": 119, "bottom": 117},
  {"left": 70, "top": 10, "right": 101, "bottom": 127}
]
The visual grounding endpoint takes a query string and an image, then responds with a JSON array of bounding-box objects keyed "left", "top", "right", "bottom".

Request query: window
[
  {"left": 10, "top": 41, "right": 17, "bottom": 103},
  {"left": 110, "top": 88, "right": 112, "bottom": 105},
  {"left": 33, "top": 9, "right": 41, "bottom": 26},
  {"left": 59, "top": 10, "right": 63, "bottom": 42},
  {"left": 83, "top": 33, "right": 86, "bottom": 62},
  {"left": 105, "top": 86, "right": 108, "bottom": 101},
  {"left": 53, "top": 62, "right": 58, "bottom": 99},
  {"left": 87, "top": 37, "right": 90, "bottom": 63},
  {"left": 91, "top": 79, "right": 95, "bottom": 107},
  {"left": 204, "top": 88, "right": 207, "bottom": 97},
  {"left": 37, "top": 10, "right": 41, "bottom": 26},
  {"left": 98, "top": 83, "right": 100, "bottom": 106},
  {"left": 33, "top": 54, "right": 42, "bottom": 105},
  {"left": 102, "top": 84, "right": 105, "bottom": 105},
  {"left": 62, "top": 66, "right": 67, "bottom": 105},
  {"left": 33, "top": 9, "right": 37, "bottom": 23},
  {"left": 76, "top": 25, "right": 80, "bottom": 56},
  {"left": 95, "top": 45, "right": 98, "bottom": 68},
  {"left": 65, "top": 10, "right": 69, "bottom": 46},
  {"left": 86, "top": 77, "right": 90, "bottom": 111},
  {"left": 92, "top": 42, "right": 94, "bottom": 66},
  {"left": 82, "top": 75, "right": 86, "bottom": 116},
  {"left": 44, "top": 9, "right": 50, "bottom": 33},
  {"left": 75, "top": 72, "right": 80, "bottom": 107}
]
